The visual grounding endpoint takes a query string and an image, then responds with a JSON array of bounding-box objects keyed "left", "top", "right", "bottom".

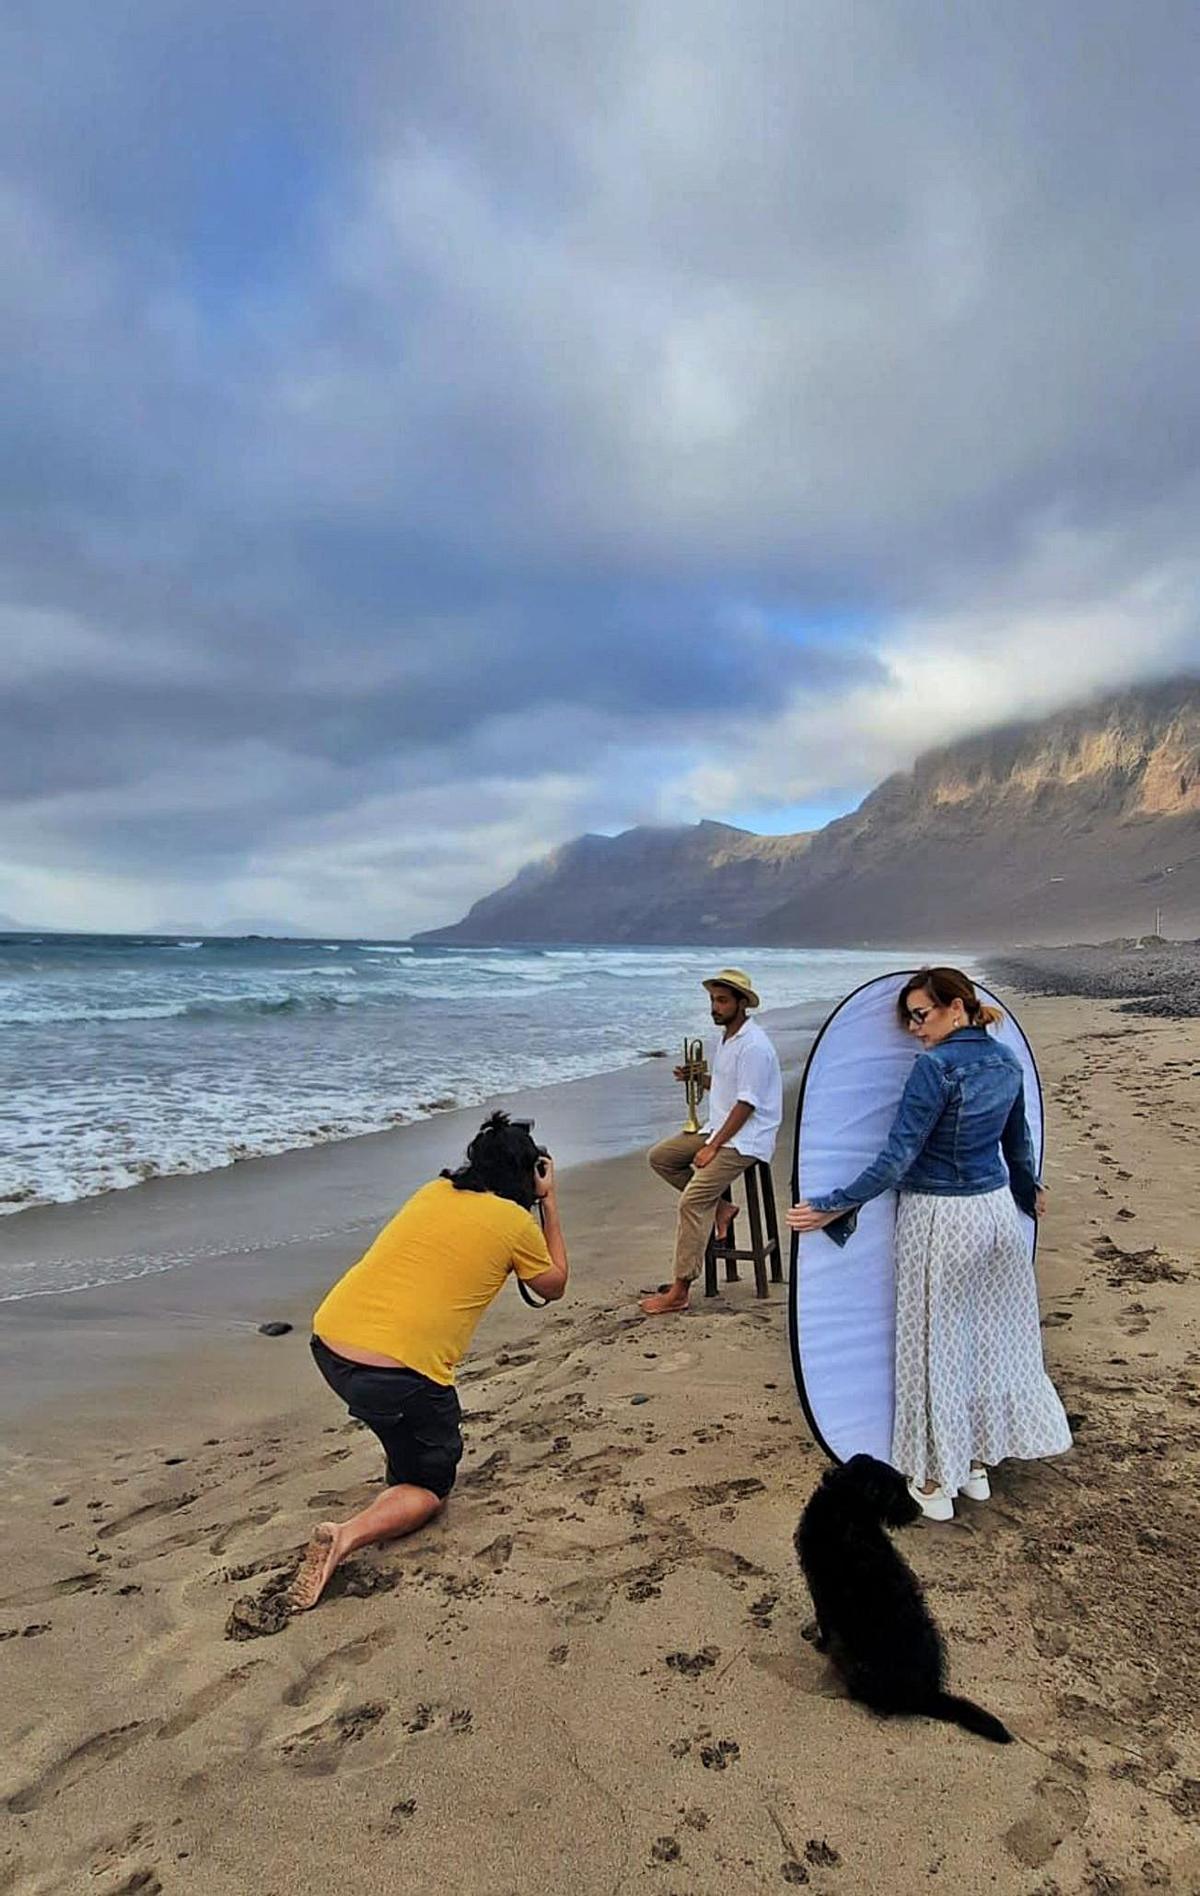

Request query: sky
[{"left": 2, "top": 1, "right": 1199, "bottom": 936}]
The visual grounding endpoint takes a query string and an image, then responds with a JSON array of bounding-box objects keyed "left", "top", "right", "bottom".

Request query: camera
[{"left": 511, "top": 1117, "right": 551, "bottom": 1177}]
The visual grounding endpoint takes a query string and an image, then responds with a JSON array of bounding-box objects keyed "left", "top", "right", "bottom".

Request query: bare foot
[
  {"left": 713, "top": 1202, "right": 738, "bottom": 1242},
  {"left": 640, "top": 1285, "right": 690, "bottom": 1315},
  {"left": 288, "top": 1522, "right": 346, "bottom": 1612}
]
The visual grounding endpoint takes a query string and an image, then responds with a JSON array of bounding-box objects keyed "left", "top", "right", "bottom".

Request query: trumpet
[{"left": 680, "top": 1036, "right": 710, "bottom": 1134}]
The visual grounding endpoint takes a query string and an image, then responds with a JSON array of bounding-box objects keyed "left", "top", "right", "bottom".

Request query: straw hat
[{"left": 702, "top": 967, "right": 760, "bottom": 1009}]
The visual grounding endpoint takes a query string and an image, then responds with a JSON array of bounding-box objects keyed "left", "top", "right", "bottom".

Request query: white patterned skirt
[{"left": 892, "top": 1187, "right": 1073, "bottom": 1495}]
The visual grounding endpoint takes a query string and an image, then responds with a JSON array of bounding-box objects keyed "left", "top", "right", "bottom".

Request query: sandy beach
[{"left": 3, "top": 988, "right": 1199, "bottom": 1895}]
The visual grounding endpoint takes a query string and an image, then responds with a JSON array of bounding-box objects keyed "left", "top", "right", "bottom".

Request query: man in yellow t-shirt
[{"left": 290, "top": 1112, "right": 569, "bottom": 1612}]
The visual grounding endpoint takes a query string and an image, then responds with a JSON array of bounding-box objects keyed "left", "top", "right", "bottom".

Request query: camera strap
[{"left": 517, "top": 1196, "right": 551, "bottom": 1307}]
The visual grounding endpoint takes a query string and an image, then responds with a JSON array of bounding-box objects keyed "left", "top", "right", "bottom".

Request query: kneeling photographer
[{"left": 290, "top": 1111, "right": 568, "bottom": 1613}]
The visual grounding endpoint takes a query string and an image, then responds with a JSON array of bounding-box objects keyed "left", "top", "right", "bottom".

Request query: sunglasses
[{"left": 906, "top": 1005, "right": 935, "bottom": 1025}]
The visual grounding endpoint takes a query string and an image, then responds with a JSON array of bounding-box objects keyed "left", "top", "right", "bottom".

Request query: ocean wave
[
  {"left": 0, "top": 1034, "right": 655, "bottom": 1233},
  {"left": 182, "top": 992, "right": 362, "bottom": 1019},
  {"left": 0, "top": 988, "right": 365, "bottom": 1027},
  {"left": 2, "top": 1001, "right": 188, "bottom": 1026},
  {"left": 0, "top": 942, "right": 915, "bottom": 1253}
]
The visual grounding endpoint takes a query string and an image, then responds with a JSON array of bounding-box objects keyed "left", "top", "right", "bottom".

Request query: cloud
[
  {"left": 1, "top": 2, "right": 1198, "bottom": 929},
  {"left": 677, "top": 544, "right": 1200, "bottom": 819}
]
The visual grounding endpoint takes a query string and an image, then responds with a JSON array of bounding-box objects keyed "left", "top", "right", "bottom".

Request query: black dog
[{"left": 795, "top": 1454, "right": 1012, "bottom": 1744}]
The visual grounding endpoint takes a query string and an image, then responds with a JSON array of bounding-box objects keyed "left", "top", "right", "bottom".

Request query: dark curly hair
[{"left": 441, "top": 1111, "right": 542, "bottom": 1210}]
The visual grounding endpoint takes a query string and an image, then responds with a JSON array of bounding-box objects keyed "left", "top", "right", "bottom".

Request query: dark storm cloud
[{"left": 1, "top": 1, "right": 1198, "bottom": 929}]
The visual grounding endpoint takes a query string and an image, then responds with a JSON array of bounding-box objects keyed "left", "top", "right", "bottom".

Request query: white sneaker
[
  {"left": 959, "top": 1466, "right": 991, "bottom": 1502},
  {"left": 907, "top": 1478, "right": 954, "bottom": 1522}
]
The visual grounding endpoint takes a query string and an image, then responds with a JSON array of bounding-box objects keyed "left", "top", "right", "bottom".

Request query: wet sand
[{"left": 2, "top": 992, "right": 1199, "bottom": 1894}]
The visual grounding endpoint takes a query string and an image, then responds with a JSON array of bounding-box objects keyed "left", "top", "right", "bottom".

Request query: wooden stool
[{"left": 704, "top": 1159, "right": 783, "bottom": 1298}]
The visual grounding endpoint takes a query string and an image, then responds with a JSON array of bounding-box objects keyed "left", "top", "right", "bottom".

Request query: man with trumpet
[{"left": 640, "top": 968, "right": 782, "bottom": 1316}]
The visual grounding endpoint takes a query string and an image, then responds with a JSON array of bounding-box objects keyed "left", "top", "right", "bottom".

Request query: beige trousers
[{"left": 648, "top": 1131, "right": 755, "bottom": 1284}]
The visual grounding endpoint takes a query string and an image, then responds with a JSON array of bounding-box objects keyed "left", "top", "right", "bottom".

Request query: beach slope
[{"left": 2, "top": 992, "right": 1198, "bottom": 1894}]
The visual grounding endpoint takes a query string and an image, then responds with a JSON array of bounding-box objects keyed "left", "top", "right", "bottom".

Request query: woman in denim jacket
[{"left": 789, "top": 967, "right": 1072, "bottom": 1521}]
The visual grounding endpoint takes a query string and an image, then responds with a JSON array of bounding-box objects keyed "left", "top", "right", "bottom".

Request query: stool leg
[
  {"left": 745, "top": 1165, "right": 768, "bottom": 1297},
  {"left": 761, "top": 1162, "right": 783, "bottom": 1282},
  {"left": 704, "top": 1230, "right": 717, "bottom": 1297},
  {"left": 721, "top": 1188, "right": 738, "bottom": 1281}
]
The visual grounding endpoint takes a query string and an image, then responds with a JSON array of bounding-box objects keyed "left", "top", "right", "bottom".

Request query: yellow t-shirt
[{"left": 312, "top": 1178, "right": 553, "bottom": 1386}]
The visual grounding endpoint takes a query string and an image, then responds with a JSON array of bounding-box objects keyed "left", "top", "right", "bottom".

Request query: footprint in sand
[
  {"left": 699, "top": 1738, "right": 741, "bottom": 1771},
  {"left": 400, "top": 1702, "right": 473, "bottom": 1738},
  {"left": 651, "top": 1350, "right": 696, "bottom": 1376},
  {"left": 107, "top": 1867, "right": 163, "bottom": 1895},
  {"left": 665, "top": 1647, "right": 720, "bottom": 1678},
  {"left": 375, "top": 1797, "right": 418, "bottom": 1834},
  {"left": 97, "top": 1490, "right": 201, "bottom": 1542},
  {"left": 156, "top": 1664, "right": 260, "bottom": 1741},
  {"left": 552, "top": 1575, "right": 614, "bottom": 1622},
  {"left": 0, "top": 1569, "right": 104, "bottom": 1610},
  {"left": 87, "top": 1821, "right": 154, "bottom": 1880},
  {"left": 1001, "top": 1771, "right": 1089, "bottom": 1869},
  {"left": 462, "top": 1449, "right": 510, "bottom": 1491},
  {"left": 805, "top": 1838, "right": 841, "bottom": 1867},
  {"left": 208, "top": 1506, "right": 277, "bottom": 1556},
  {"left": 282, "top": 1628, "right": 393, "bottom": 1708},
  {"left": 276, "top": 1701, "right": 390, "bottom": 1775},
  {"left": 6, "top": 1721, "right": 148, "bottom": 1814},
  {"left": 626, "top": 1573, "right": 663, "bottom": 1602},
  {"left": 670, "top": 1477, "right": 766, "bottom": 1511},
  {"left": 472, "top": 1534, "right": 514, "bottom": 1572},
  {"left": 751, "top": 1650, "right": 839, "bottom": 1698}
]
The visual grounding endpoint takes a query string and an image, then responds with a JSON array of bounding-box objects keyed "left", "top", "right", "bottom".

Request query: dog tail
[{"left": 928, "top": 1692, "right": 1013, "bottom": 1744}]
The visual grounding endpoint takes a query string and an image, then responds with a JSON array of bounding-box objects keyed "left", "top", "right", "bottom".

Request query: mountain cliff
[
  {"left": 415, "top": 679, "right": 1200, "bottom": 946},
  {"left": 417, "top": 821, "right": 813, "bottom": 944}
]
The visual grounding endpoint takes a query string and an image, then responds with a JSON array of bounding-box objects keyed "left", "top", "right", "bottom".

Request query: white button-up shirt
[{"left": 701, "top": 1017, "right": 782, "bottom": 1163}]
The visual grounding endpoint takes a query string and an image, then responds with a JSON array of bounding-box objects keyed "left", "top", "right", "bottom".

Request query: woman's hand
[
  {"left": 787, "top": 1202, "right": 842, "bottom": 1233},
  {"left": 1034, "top": 1186, "right": 1047, "bottom": 1220},
  {"left": 535, "top": 1157, "right": 556, "bottom": 1201}
]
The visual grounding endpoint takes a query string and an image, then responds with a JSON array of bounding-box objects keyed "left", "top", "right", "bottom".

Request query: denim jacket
[{"left": 808, "top": 1027, "right": 1040, "bottom": 1248}]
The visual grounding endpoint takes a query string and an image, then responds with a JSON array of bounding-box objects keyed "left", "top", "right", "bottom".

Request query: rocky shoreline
[{"left": 987, "top": 939, "right": 1200, "bottom": 1018}]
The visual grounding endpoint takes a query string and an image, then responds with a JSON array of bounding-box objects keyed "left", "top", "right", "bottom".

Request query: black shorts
[{"left": 311, "top": 1336, "right": 464, "bottom": 1499}]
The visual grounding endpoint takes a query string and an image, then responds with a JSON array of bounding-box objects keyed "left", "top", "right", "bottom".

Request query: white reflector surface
[{"left": 788, "top": 974, "right": 1043, "bottom": 1466}]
